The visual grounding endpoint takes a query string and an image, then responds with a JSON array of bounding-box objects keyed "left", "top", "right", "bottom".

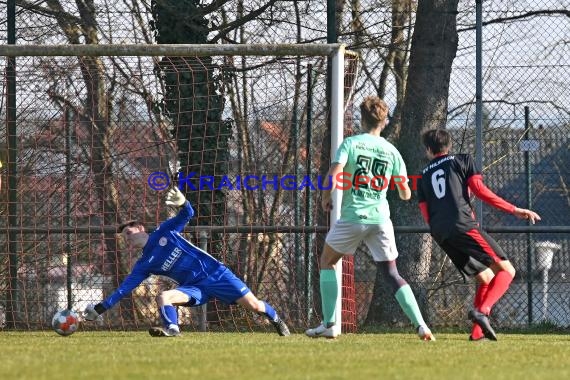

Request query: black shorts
[{"left": 435, "top": 228, "right": 509, "bottom": 277}]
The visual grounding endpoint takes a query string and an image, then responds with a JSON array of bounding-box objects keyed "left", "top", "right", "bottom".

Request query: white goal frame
[{"left": 0, "top": 43, "right": 348, "bottom": 334}]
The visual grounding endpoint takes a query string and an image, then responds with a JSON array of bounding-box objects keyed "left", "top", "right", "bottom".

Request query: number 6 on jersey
[{"left": 431, "top": 169, "right": 446, "bottom": 199}]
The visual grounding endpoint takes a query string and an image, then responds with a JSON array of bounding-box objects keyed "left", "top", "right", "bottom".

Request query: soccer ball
[{"left": 52, "top": 309, "right": 79, "bottom": 336}]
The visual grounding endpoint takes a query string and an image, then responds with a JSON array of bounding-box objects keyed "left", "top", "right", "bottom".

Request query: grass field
[{"left": 1, "top": 330, "right": 569, "bottom": 380}]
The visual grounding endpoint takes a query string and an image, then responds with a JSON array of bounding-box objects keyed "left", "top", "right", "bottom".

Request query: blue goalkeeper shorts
[{"left": 176, "top": 266, "right": 251, "bottom": 306}]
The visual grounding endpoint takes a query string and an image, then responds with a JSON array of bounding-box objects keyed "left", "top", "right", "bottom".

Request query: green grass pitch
[{"left": 1, "top": 331, "right": 569, "bottom": 379}]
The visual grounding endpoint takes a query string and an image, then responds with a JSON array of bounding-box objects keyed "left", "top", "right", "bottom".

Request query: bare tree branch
[
  {"left": 458, "top": 10, "right": 570, "bottom": 32},
  {"left": 448, "top": 99, "right": 570, "bottom": 118},
  {"left": 210, "top": 0, "right": 278, "bottom": 43},
  {"left": 15, "top": 0, "right": 83, "bottom": 25},
  {"left": 200, "top": 0, "right": 233, "bottom": 15}
]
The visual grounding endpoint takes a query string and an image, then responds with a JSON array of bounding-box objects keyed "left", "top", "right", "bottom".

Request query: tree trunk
[{"left": 383, "top": 0, "right": 414, "bottom": 142}]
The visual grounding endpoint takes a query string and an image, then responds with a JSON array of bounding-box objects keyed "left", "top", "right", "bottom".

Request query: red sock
[
  {"left": 479, "top": 271, "right": 514, "bottom": 315},
  {"left": 471, "top": 283, "right": 489, "bottom": 339}
]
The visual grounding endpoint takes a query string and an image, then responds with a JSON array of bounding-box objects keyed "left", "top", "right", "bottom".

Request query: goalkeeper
[{"left": 83, "top": 187, "right": 290, "bottom": 337}]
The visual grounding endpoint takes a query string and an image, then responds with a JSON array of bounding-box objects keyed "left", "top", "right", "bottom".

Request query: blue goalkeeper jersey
[{"left": 101, "top": 201, "right": 224, "bottom": 310}]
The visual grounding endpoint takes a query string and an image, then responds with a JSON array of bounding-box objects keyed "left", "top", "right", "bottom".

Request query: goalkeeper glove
[
  {"left": 165, "top": 187, "right": 186, "bottom": 207},
  {"left": 83, "top": 303, "right": 107, "bottom": 321}
]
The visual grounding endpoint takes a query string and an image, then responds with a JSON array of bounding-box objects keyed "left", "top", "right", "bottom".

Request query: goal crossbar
[{"left": 0, "top": 43, "right": 345, "bottom": 57}]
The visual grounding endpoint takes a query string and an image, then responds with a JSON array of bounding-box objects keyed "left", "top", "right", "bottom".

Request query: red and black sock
[
  {"left": 479, "top": 271, "right": 514, "bottom": 315},
  {"left": 471, "top": 283, "right": 489, "bottom": 339}
]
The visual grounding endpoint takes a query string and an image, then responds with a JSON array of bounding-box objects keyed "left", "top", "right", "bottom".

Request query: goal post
[
  {"left": 0, "top": 43, "right": 359, "bottom": 333},
  {"left": 330, "top": 45, "right": 345, "bottom": 337}
]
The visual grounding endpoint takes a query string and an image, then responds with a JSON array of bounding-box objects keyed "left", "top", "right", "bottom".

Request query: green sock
[
  {"left": 395, "top": 284, "right": 426, "bottom": 328},
  {"left": 319, "top": 269, "right": 338, "bottom": 327}
]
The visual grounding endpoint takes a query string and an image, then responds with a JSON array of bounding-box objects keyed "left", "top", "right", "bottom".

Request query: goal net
[{"left": 0, "top": 44, "right": 359, "bottom": 333}]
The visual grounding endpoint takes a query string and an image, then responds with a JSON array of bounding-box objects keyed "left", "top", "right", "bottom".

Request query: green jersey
[{"left": 334, "top": 133, "right": 407, "bottom": 224}]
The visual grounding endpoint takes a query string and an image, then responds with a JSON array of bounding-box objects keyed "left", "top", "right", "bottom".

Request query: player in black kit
[{"left": 418, "top": 129, "right": 540, "bottom": 341}]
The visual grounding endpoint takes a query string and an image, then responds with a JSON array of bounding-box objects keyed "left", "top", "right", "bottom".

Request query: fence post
[
  {"left": 524, "top": 106, "right": 533, "bottom": 325},
  {"left": 6, "top": 0, "right": 19, "bottom": 329},
  {"left": 305, "top": 65, "right": 314, "bottom": 322},
  {"left": 198, "top": 230, "right": 209, "bottom": 332},
  {"left": 475, "top": 0, "right": 484, "bottom": 226}
]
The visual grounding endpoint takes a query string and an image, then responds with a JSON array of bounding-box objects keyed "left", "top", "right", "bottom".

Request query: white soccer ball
[{"left": 52, "top": 309, "right": 79, "bottom": 336}]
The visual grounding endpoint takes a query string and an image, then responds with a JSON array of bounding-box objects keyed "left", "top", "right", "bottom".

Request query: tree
[{"left": 151, "top": 0, "right": 229, "bottom": 241}]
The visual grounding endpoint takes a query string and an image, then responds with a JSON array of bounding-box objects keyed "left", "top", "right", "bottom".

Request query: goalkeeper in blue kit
[{"left": 83, "top": 187, "right": 290, "bottom": 337}]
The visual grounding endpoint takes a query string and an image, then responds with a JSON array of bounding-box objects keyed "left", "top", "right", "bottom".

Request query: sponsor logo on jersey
[
  {"left": 423, "top": 155, "right": 455, "bottom": 173},
  {"left": 161, "top": 247, "right": 183, "bottom": 271},
  {"left": 351, "top": 188, "right": 383, "bottom": 199},
  {"left": 354, "top": 143, "right": 391, "bottom": 156}
]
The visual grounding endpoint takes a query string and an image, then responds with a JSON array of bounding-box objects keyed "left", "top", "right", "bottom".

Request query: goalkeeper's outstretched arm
[
  {"left": 161, "top": 187, "right": 195, "bottom": 232},
  {"left": 83, "top": 263, "right": 148, "bottom": 320}
]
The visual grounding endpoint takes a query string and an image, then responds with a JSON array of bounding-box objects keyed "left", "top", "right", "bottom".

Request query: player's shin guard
[
  {"left": 479, "top": 271, "right": 514, "bottom": 315},
  {"left": 394, "top": 284, "right": 426, "bottom": 328},
  {"left": 160, "top": 305, "right": 179, "bottom": 329},
  {"left": 319, "top": 269, "right": 338, "bottom": 327}
]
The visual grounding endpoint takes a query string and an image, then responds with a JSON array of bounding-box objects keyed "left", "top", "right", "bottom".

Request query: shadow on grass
[{"left": 357, "top": 320, "right": 570, "bottom": 335}]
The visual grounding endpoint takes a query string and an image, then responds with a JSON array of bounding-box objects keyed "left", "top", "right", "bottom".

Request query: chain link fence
[{"left": 0, "top": 1, "right": 568, "bottom": 331}]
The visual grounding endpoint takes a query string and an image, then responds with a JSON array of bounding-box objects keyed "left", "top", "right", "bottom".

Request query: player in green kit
[{"left": 305, "top": 96, "right": 435, "bottom": 340}]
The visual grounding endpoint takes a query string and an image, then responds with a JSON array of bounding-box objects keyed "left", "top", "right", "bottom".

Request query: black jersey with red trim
[{"left": 418, "top": 154, "right": 479, "bottom": 240}]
